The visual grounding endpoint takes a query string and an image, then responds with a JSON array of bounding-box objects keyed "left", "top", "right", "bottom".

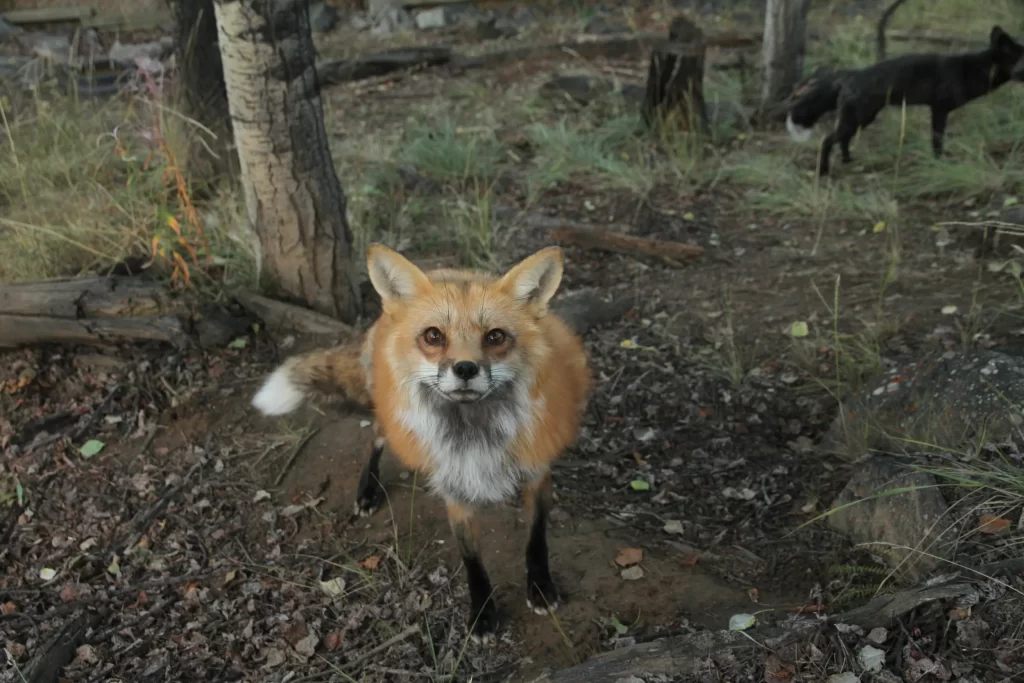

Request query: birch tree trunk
[
  {"left": 761, "top": 0, "right": 812, "bottom": 108},
  {"left": 213, "top": 0, "right": 362, "bottom": 323}
]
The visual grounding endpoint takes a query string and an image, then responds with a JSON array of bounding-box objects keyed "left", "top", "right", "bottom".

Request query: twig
[
  {"left": 273, "top": 427, "right": 320, "bottom": 487},
  {"left": 343, "top": 625, "right": 421, "bottom": 672},
  {"left": 120, "top": 456, "right": 207, "bottom": 553}
]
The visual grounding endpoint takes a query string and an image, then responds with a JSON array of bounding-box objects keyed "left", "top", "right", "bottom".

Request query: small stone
[
  {"left": 857, "top": 644, "right": 885, "bottom": 673},
  {"left": 867, "top": 626, "right": 888, "bottom": 644},
  {"left": 620, "top": 565, "right": 643, "bottom": 581}
]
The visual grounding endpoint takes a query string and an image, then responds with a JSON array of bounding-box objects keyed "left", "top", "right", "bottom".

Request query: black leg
[
  {"left": 524, "top": 471, "right": 559, "bottom": 614},
  {"left": 818, "top": 131, "right": 836, "bottom": 176},
  {"left": 931, "top": 106, "right": 949, "bottom": 157},
  {"left": 353, "top": 436, "right": 385, "bottom": 517},
  {"left": 448, "top": 503, "right": 498, "bottom": 643},
  {"left": 836, "top": 105, "right": 859, "bottom": 164}
]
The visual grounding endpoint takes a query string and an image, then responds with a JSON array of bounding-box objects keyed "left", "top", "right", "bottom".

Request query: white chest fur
[{"left": 398, "top": 384, "right": 539, "bottom": 505}]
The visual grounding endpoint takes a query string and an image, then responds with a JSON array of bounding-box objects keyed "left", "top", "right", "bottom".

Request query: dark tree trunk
[
  {"left": 761, "top": 0, "right": 812, "bottom": 108},
  {"left": 641, "top": 15, "right": 708, "bottom": 133},
  {"left": 214, "top": 0, "right": 362, "bottom": 323},
  {"left": 168, "top": 0, "right": 232, "bottom": 173}
]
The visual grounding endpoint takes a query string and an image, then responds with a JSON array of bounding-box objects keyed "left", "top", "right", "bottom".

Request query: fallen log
[
  {"left": 233, "top": 291, "right": 358, "bottom": 339},
  {"left": 317, "top": 31, "right": 760, "bottom": 92},
  {"left": 529, "top": 573, "right": 983, "bottom": 683},
  {"left": 0, "top": 277, "right": 188, "bottom": 319},
  {"left": 318, "top": 47, "right": 452, "bottom": 86},
  {"left": 450, "top": 30, "right": 760, "bottom": 73},
  {"left": 0, "top": 314, "right": 188, "bottom": 349},
  {"left": 549, "top": 225, "right": 704, "bottom": 266},
  {"left": 1, "top": 7, "right": 95, "bottom": 25}
]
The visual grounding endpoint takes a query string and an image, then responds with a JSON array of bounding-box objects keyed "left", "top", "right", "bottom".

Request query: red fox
[{"left": 252, "top": 244, "right": 592, "bottom": 642}]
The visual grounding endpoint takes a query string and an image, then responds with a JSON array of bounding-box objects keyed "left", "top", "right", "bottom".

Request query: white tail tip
[
  {"left": 786, "top": 114, "right": 813, "bottom": 143},
  {"left": 252, "top": 366, "right": 305, "bottom": 416}
]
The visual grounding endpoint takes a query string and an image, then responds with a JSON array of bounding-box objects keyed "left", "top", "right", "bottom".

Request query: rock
[
  {"left": 0, "top": 17, "right": 23, "bottom": 42},
  {"left": 828, "top": 456, "right": 951, "bottom": 581},
  {"left": 109, "top": 40, "right": 166, "bottom": 66},
  {"left": 74, "top": 354, "right": 129, "bottom": 374},
  {"left": 415, "top": 7, "right": 452, "bottom": 30},
  {"left": 370, "top": 2, "right": 414, "bottom": 36},
  {"left": 1004, "top": 205, "right": 1024, "bottom": 226},
  {"left": 309, "top": 2, "right": 339, "bottom": 33},
  {"left": 823, "top": 351, "right": 1024, "bottom": 459}
]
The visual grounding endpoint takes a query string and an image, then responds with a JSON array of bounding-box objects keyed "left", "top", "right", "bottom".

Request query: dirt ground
[{"left": 4, "top": 0, "right": 1024, "bottom": 681}]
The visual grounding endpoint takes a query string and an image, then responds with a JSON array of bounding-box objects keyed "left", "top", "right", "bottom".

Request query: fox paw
[
  {"left": 468, "top": 600, "right": 499, "bottom": 646},
  {"left": 526, "top": 574, "right": 560, "bottom": 615}
]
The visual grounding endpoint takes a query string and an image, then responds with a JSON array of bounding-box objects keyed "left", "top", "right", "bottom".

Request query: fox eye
[
  {"left": 484, "top": 329, "right": 506, "bottom": 347},
  {"left": 423, "top": 327, "right": 446, "bottom": 346}
]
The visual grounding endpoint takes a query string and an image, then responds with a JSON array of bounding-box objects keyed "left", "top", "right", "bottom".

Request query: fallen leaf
[
  {"left": 629, "top": 479, "right": 650, "bottom": 492},
  {"left": 0, "top": 601, "right": 16, "bottom": 615},
  {"left": 827, "top": 674, "right": 859, "bottom": 683},
  {"left": 360, "top": 555, "right": 381, "bottom": 570},
  {"left": 253, "top": 490, "right": 271, "bottom": 503},
  {"left": 1005, "top": 196, "right": 1019, "bottom": 207},
  {"left": 683, "top": 212, "right": 695, "bottom": 221},
  {"left": 620, "top": 565, "right": 644, "bottom": 581},
  {"left": 610, "top": 615, "right": 628, "bottom": 635},
  {"left": 787, "top": 321, "right": 809, "bottom": 338},
  {"left": 74, "top": 644, "right": 100, "bottom": 665},
  {"left": 729, "top": 613, "right": 756, "bottom": 630},
  {"left": 748, "top": 587, "right": 760, "bottom": 603},
  {"left": 228, "top": 337, "right": 247, "bottom": 349},
  {"left": 224, "top": 570, "right": 237, "bottom": 585},
  {"left": 763, "top": 653, "right": 795, "bottom": 682},
  {"left": 679, "top": 553, "right": 700, "bottom": 567},
  {"left": 15, "top": 481, "right": 24, "bottom": 506},
  {"left": 324, "top": 632, "right": 343, "bottom": 651},
  {"left": 858, "top": 644, "right": 885, "bottom": 673},
  {"left": 872, "top": 221, "right": 886, "bottom": 233},
  {"left": 295, "top": 633, "right": 318, "bottom": 657},
  {"left": 107, "top": 560, "right": 121, "bottom": 576},
  {"left": 978, "top": 515, "right": 1011, "bottom": 535},
  {"left": 281, "top": 504, "right": 306, "bottom": 517},
  {"left": 265, "top": 647, "right": 286, "bottom": 667},
  {"left": 663, "top": 519, "right": 684, "bottom": 535},
  {"left": 79, "top": 440, "right": 105, "bottom": 458},
  {"left": 615, "top": 547, "right": 643, "bottom": 567},
  {"left": 39, "top": 567, "right": 57, "bottom": 582},
  {"left": 941, "top": 304, "right": 959, "bottom": 316},
  {"left": 867, "top": 627, "right": 888, "bottom": 644},
  {"left": 319, "top": 577, "right": 346, "bottom": 597}
]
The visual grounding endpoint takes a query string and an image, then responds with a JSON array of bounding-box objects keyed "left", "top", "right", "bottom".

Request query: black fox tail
[{"left": 786, "top": 73, "right": 843, "bottom": 142}]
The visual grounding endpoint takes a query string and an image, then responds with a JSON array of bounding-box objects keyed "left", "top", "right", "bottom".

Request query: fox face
[{"left": 367, "top": 245, "right": 564, "bottom": 408}]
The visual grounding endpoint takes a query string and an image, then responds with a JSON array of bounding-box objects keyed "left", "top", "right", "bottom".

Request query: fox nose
[{"left": 452, "top": 361, "right": 480, "bottom": 381}]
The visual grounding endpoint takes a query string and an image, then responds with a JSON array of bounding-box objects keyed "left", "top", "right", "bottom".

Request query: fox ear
[
  {"left": 367, "top": 244, "right": 431, "bottom": 303},
  {"left": 498, "top": 247, "right": 564, "bottom": 313},
  {"left": 991, "top": 26, "right": 1013, "bottom": 49}
]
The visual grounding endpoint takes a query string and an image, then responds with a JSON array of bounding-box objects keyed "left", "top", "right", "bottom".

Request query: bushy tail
[
  {"left": 786, "top": 73, "right": 843, "bottom": 142},
  {"left": 252, "top": 342, "right": 370, "bottom": 416}
]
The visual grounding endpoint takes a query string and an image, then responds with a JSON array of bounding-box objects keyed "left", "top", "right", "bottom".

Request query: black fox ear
[{"left": 991, "top": 26, "right": 1012, "bottom": 48}]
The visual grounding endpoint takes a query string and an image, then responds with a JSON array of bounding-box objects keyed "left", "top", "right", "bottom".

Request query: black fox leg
[
  {"left": 524, "top": 470, "right": 559, "bottom": 614},
  {"left": 818, "top": 132, "right": 837, "bottom": 175},
  {"left": 836, "top": 105, "right": 859, "bottom": 164},
  {"left": 353, "top": 436, "right": 386, "bottom": 517},
  {"left": 448, "top": 502, "right": 498, "bottom": 642},
  {"left": 930, "top": 107, "right": 949, "bottom": 157}
]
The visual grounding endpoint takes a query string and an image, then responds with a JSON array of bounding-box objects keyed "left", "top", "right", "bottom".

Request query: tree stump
[{"left": 641, "top": 15, "right": 708, "bottom": 133}]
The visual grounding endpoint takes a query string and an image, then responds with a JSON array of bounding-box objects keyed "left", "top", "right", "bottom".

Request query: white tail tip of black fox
[
  {"left": 786, "top": 114, "right": 813, "bottom": 143},
  {"left": 252, "top": 366, "right": 305, "bottom": 416}
]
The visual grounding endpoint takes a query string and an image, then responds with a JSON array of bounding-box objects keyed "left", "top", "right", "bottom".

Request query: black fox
[{"left": 787, "top": 26, "right": 1024, "bottom": 175}]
